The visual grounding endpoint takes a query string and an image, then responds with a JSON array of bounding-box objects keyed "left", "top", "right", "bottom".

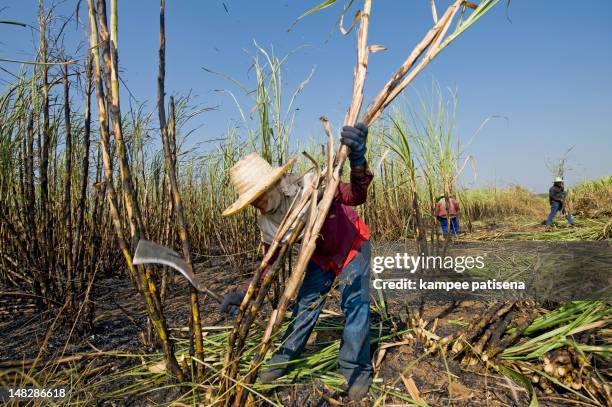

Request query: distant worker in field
[
  {"left": 434, "top": 195, "right": 460, "bottom": 237},
  {"left": 546, "top": 177, "right": 576, "bottom": 226},
  {"left": 220, "top": 124, "right": 373, "bottom": 401}
]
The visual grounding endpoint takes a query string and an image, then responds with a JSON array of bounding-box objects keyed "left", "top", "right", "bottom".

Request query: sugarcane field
[{"left": 1, "top": 0, "right": 611, "bottom": 406}]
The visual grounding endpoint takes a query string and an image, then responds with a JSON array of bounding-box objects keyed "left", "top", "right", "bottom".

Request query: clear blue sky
[{"left": 1, "top": 0, "right": 611, "bottom": 192}]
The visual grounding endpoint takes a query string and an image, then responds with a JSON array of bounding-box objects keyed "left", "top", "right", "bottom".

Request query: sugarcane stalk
[
  {"left": 362, "top": 0, "right": 461, "bottom": 125},
  {"left": 73, "top": 56, "right": 92, "bottom": 295},
  {"left": 62, "top": 61, "right": 74, "bottom": 310},
  {"left": 89, "top": 8, "right": 128, "bottom": 252},
  {"left": 104, "top": 0, "right": 171, "bottom": 318},
  {"left": 87, "top": 0, "right": 137, "bottom": 290},
  {"left": 38, "top": 3, "right": 56, "bottom": 305},
  {"left": 24, "top": 110, "right": 45, "bottom": 305},
  {"left": 157, "top": 0, "right": 204, "bottom": 380},
  {"left": 25, "top": 111, "right": 36, "bottom": 234},
  {"left": 171, "top": 97, "right": 205, "bottom": 378},
  {"left": 96, "top": 0, "right": 142, "bottom": 246},
  {"left": 302, "top": 152, "right": 321, "bottom": 243},
  {"left": 478, "top": 308, "right": 514, "bottom": 355},
  {"left": 473, "top": 304, "right": 515, "bottom": 354},
  {"left": 452, "top": 301, "right": 512, "bottom": 356},
  {"left": 159, "top": 175, "right": 174, "bottom": 302},
  {"left": 225, "top": 221, "right": 305, "bottom": 387},
  {"left": 362, "top": 0, "right": 462, "bottom": 125},
  {"left": 319, "top": 116, "right": 334, "bottom": 183},
  {"left": 484, "top": 314, "right": 537, "bottom": 361},
  {"left": 18, "top": 117, "right": 26, "bottom": 240}
]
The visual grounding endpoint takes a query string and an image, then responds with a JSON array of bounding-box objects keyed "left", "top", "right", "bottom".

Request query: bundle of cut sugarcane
[
  {"left": 429, "top": 301, "right": 610, "bottom": 405},
  {"left": 418, "top": 301, "right": 530, "bottom": 363},
  {"left": 499, "top": 301, "right": 611, "bottom": 405},
  {"left": 447, "top": 301, "right": 516, "bottom": 360}
]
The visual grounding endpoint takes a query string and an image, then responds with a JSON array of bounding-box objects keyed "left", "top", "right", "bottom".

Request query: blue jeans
[
  {"left": 546, "top": 201, "right": 575, "bottom": 226},
  {"left": 438, "top": 216, "right": 459, "bottom": 236},
  {"left": 267, "top": 241, "right": 372, "bottom": 386}
]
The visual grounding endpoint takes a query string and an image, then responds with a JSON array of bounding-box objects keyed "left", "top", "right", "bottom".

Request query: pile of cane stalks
[{"left": 407, "top": 300, "right": 611, "bottom": 406}]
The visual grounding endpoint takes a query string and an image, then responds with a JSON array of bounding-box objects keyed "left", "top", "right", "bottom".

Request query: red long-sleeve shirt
[{"left": 311, "top": 165, "right": 373, "bottom": 275}]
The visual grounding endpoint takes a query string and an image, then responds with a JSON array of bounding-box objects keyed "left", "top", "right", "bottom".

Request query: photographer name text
[{"left": 372, "top": 253, "right": 525, "bottom": 292}]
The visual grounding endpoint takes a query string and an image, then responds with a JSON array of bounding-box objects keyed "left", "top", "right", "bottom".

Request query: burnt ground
[{"left": 0, "top": 240, "right": 610, "bottom": 406}]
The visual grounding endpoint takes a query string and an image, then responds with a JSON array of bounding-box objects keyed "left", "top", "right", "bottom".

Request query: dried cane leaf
[
  {"left": 148, "top": 360, "right": 166, "bottom": 373},
  {"left": 374, "top": 348, "right": 386, "bottom": 373},
  {"left": 431, "top": 0, "right": 438, "bottom": 23},
  {"left": 435, "top": 0, "right": 500, "bottom": 57},
  {"left": 401, "top": 375, "right": 426, "bottom": 404},
  {"left": 368, "top": 44, "right": 387, "bottom": 53}
]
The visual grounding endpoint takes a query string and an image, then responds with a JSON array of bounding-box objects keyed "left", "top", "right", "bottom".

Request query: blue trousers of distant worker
[
  {"left": 546, "top": 201, "right": 575, "bottom": 226},
  {"left": 266, "top": 241, "right": 372, "bottom": 388},
  {"left": 438, "top": 216, "right": 459, "bottom": 237}
]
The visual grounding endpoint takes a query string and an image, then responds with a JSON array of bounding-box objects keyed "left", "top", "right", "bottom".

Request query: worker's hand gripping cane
[
  {"left": 340, "top": 123, "right": 368, "bottom": 167},
  {"left": 220, "top": 290, "right": 245, "bottom": 316}
]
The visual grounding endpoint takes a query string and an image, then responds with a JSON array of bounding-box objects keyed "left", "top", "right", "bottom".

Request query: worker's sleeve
[{"left": 334, "top": 164, "right": 373, "bottom": 206}]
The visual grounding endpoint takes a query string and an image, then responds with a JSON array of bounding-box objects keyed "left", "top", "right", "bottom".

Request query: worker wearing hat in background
[
  {"left": 220, "top": 123, "right": 373, "bottom": 401},
  {"left": 434, "top": 195, "right": 460, "bottom": 237},
  {"left": 546, "top": 177, "right": 576, "bottom": 227}
]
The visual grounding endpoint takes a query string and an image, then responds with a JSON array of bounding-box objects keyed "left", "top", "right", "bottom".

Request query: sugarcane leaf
[
  {"left": 0, "top": 20, "right": 27, "bottom": 27},
  {"left": 286, "top": 65, "right": 315, "bottom": 118},
  {"left": 289, "top": 0, "right": 339, "bottom": 31},
  {"left": 497, "top": 365, "right": 539, "bottom": 407},
  {"left": 202, "top": 66, "right": 250, "bottom": 95},
  {"left": 339, "top": 8, "right": 361, "bottom": 35},
  {"left": 506, "top": 0, "right": 513, "bottom": 23}
]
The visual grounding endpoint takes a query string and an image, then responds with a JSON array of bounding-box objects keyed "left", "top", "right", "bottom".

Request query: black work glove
[
  {"left": 219, "top": 291, "right": 245, "bottom": 317},
  {"left": 340, "top": 123, "right": 368, "bottom": 167}
]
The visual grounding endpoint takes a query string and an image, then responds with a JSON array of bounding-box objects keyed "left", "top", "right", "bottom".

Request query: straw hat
[{"left": 222, "top": 152, "right": 296, "bottom": 217}]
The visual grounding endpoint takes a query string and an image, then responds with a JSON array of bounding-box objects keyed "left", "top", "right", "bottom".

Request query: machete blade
[{"left": 133, "top": 239, "right": 201, "bottom": 290}]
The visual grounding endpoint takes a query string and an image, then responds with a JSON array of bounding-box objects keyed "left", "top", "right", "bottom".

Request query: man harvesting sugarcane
[
  {"left": 546, "top": 176, "right": 576, "bottom": 227},
  {"left": 220, "top": 123, "right": 373, "bottom": 401}
]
